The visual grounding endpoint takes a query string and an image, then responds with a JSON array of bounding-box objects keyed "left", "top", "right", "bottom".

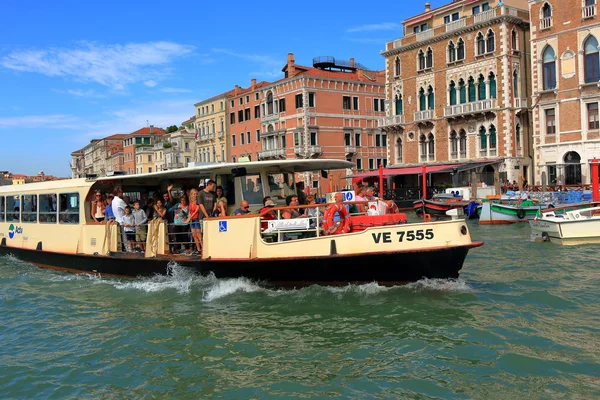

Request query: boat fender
[
  {"left": 517, "top": 208, "right": 526, "bottom": 219},
  {"left": 424, "top": 214, "right": 432, "bottom": 222},
  {"left": 36, "top": 242, "right": 42, "bottom": 251},
  {"left": 541, "top": 232, "right": 550, "bottom": 242},
  {"left": 386, "top": 201, "right": 400, "bottom": 214},
  {"left": 323, "top": 204, "right": 351, "bottom": 235}
]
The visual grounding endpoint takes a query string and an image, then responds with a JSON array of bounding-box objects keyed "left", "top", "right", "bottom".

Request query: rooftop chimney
[
  {"left": 425, "top": 2, "right": 430, "bottom": 12},
  {"left": 251, "top": 78, "right": 257, "bottom": 88},
  {"left": 349, "top": 58, "right": 355, "bottom": 68},
  {"left": 287, "top": 52, "right": 297, "bottom": 78},
  {"left": 234, "top": 84, "right": 239, "bottom": 95},
  {"left": 150, "top": 125, "right": 154, "bottom": 134}
]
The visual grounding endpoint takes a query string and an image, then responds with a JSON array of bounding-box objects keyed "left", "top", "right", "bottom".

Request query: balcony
[
  {"left": 540, "top": 17, "right": 552, "bottom": 30},
  {"left": 165, "top": 162, "right": 185, "bottom": 169},
  {"left": 444, "top": 99, "right": 497, "bottom": 118},
  {"left": 261, "top": 129, "right": 286, "bottom": 138},
  {"left": 378, "top": 115, "right": 405, "bottom": 128},
  {"left": 218, "top": 130, "right": 224, "bottom": 138},
  {"left": 258, "top": 148, "right": 285, "bottom": 159},
  {"left": 261, "top": 113, "right": 279, "bottom": 124},
  {"left": 294, "top": 146, "right": 303, "bottom": 155},
  {"left": 414, "top": 109, "right": 434, "bottom": 122},
  {"left": 489, "top": 148, "right": 497, "bottom": 157},
  {"left": 474, "top": 9, "right": 495, "bottom": 24},
  {"left": 416, "top": 29, "right": 434, "bottom": 42},
  {"left": 308, "top": 145, "right": 322, "bottom": 156},
  {"left": 345, "top": 145, "right": 357, "bottom": 155},
  {"left": 583, "top": 4, "right": 596, "bottom": 19},
  {"left": 445, "top": 18, "right": 466, "bottom": 33},
  {"left": 514, "top": 98, "right": 529, "bottom": 108},
  {"left": 208, "top": 132, "right": 215, "bottom": 140}
]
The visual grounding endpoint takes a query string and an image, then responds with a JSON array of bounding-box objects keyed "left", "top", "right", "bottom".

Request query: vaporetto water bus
[{"left": 0, "top": 159, "right": 483, "bottom": 285}]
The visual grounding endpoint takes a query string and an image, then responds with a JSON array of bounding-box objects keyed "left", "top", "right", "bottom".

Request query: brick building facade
[
  {"left": 529, "top": 0, "right": 600, "bottom": 185},
  {"left": 382, "top": 0, "right": 533, "bottom": 185}
]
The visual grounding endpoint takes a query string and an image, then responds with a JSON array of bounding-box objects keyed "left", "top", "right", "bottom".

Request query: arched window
[
  {"left": 478, "top": 74, "right": 486, "bottom": 100},
  {"left": 427, "top": 86, "right": 435, "bottom": 110},
  {"left": 542, "top": 2, "right": 552, "bottom": 18},
  {"left": 267, "top": 92, "right": 274, "bottom": 115},
  {"left": 420, "top": 134, "right": 427, "bottom": 161},
  {"left": 427, "top": 133, "right": 435, "bottom": 160},
  {"left": 564, "top": 151, "right": 582, "bottom": 184},
  {"left": 489, "top": 72, "right": 497, "bottom": 99},
  {"left": 459, "top": 79, "right": 466, "bottom": 104},
  {"left": 459, "top": 130, "right": 467, "bottom": 158},
  {"left": 419, "top": 87, "right": 426, "bottom": 110},
  {"left": 418, "top": 50, "right": 425, "bottom": 70},
  {"left": 457, "top": 38, "right": 465, "bottom": 60},
  {"left": 511, "top": 29, "right": 518, "bottom": 50},
  {"left": 489, "top": 125, "right": 497, "bottom": 153},
  {"left": 232, "top": 156, "right": 237, "bottom": 163},
  {"left": 449, "top": 81, "right": 457, "bottom": 106},
  {"left": 543, "top": 46, "right": 557, "bottom": 90},
  {"left": 394, "top": 57, "right": 401, "bottom": 76},
  {"left": 426, "top": 47, "right": 433, "bottom": 68},
  {"left": 395, "top": 94, "right": 403, "bottom": 115},
  {"left": 448, "top": 41, "right": 456, "bottom": 63},
  {"left": 396, "top": 137, "right": 403, "bottom": 163},
  {"left": 450, "top": 131, "right": 458, "bottom": 158},
  {"left": 477, "top": 32, "right": 485, "bottom": 55},
  {"left": 468, "top": 76, "right": 476, "bottom": 102},
  {"left": 513, "top": 70, "right": 519, "bottom": 97},
  {"left": 479, "top": 126, "right": 487, "bottom": 151},
  {"left": 486, "top": 30, "right": 495, "bottom": 53},
  {"left": 584, "top": 35, "right": 600, "bottom": 83}
]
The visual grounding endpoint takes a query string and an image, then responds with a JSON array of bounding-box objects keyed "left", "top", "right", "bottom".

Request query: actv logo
[{"left": 8, "top": 224, "right": 23, "bottom": 239}]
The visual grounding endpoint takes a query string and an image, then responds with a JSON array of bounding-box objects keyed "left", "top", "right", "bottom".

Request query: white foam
[
  {"left": 202, "top": 277, "right": 262, "bottom": 301},
  {"left": 404, "top": 278, "right": 471, "bottom": 292}
]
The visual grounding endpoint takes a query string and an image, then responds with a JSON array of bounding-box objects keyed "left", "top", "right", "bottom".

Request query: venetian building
[
  {"left": 381, "top": 0, "right": 532, "bottom": 184},
  {"left": 529, "top": 0, "right": 600, "bottom": 185}
]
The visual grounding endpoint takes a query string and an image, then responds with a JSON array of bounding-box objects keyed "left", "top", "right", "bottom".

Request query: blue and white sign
[
  {"left": 342, "top": 191, "right": 355, "bottom": 202},
  {"left": 218, "top": 221, "right": 228, "bottom": 233}
]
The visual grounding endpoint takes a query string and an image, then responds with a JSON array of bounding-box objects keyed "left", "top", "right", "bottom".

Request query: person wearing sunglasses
[
  {"left": 91, "top": 192, "right": 105, "bottom": 223},
  {"left": 233, "top": 200, "right": 252, "bottom": 216}
]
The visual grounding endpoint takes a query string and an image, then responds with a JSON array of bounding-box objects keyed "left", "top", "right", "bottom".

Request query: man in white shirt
[{"left": 111, "top": 186, "right": 129, "bottom": 250}]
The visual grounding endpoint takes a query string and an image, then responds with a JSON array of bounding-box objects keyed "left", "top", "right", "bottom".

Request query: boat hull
[
  {"left": 478, "top": 202, "right": 542, "bottom": 225},
  {"left": 413, "top": 199, "right": 467, "bottom": 217},
  {"left": 529, "top": 216, "right": 600, "bottom": 245},
  {"left": 0, "top": 242, "right": 483, "bottom": 285}
]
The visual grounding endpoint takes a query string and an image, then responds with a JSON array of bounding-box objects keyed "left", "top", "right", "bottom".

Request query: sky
[{"left": 0, "top": 0, "right": 443, "bottom": 177}]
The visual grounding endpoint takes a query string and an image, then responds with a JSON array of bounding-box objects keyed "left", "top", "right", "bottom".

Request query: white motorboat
[{"left": 529, "top": 203, "right": 600, "bottom": 245}]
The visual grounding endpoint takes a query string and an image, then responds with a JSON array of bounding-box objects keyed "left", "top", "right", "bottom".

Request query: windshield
[{"left": 267, "top": 173, "right": 296, "bottom": 202}]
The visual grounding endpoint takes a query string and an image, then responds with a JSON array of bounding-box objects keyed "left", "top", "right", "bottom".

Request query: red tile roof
[{"left": 129, "top": 127, "right": 167, "bottom": 135}]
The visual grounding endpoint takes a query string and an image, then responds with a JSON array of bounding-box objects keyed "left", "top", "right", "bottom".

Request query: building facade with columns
[
  {"left": 529, "top": 0, "right": 600, "bottom": 185},
  {"left": 382, "top": 0, "right": 532, "bottom": 185},
  {"left": 257, "top": 53, "right": 386, "bottom": 190}
]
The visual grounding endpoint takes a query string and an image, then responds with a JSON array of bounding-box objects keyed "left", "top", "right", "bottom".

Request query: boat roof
[
  {"left": 96, "top": 159, "right": 354, "bottom": 183},
  {"left": 0, "top": 178, "right": 93, "bottom": 194}
]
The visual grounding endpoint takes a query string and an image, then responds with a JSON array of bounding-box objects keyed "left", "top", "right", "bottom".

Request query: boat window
[
  {"left": 242, "top": 173, "right": 263, "bottom": 205},
  {"left": 0, "top": 196, "right": 4, "bottom": 223},
  {"left": 267, "top": 173, "right": 296, "bottom": 202},
  {"left": 59, "top": 193, "right": 80, "bottom": 224},
  {"left": 39, "top": 194, "right": 57, "bottom": 224},
  {"left": 6, "top": 195, "right": 20, "bottom": 222},
  {"left": 21, "top": 194, "right": 37, "bottom": 223}
]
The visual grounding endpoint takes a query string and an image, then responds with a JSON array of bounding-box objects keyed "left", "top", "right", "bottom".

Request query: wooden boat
[
  {"left": 0, "top": 159, "right": 483, "bottom": 285},
  {"left": 478, "top": 199, "right": 546, "bottom": 225},
  {"left": 529, "top": 202, "right": 600, "bottom": 245},
  {"left": 413, "top": 194, "right": 469, "bottom": 217}
]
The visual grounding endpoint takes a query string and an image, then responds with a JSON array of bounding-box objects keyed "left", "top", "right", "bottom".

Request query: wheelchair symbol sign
[{"left": 218, "top": 221, "right": 228, "bottom": 232}]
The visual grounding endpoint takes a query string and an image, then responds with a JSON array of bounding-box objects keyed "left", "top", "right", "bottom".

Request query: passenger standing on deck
[
  {"left": 197, "top": 180, "right": 217, "bottom": 220},
  {"left": 186, "top": 188, "right": 202, "bottom": 255},
  {"left": 170, "top": 195, "right": 191, "bottom": 254},
  {"left": 112, "top": 187, "right": 129, "bottom": 251},
  {"left": 132, "top": 201, "right": 148, "bottom": 252},
  {"left": 163, "top": 185, "right": 177, "bottom": 254},
  {"left": 122, "top": 206, "right": 136, "bottom": 252},
  {"left": 91, "top": 191, "right": 105, "bottom": 223},
  {"left": 105, "top": 195, "right": 115, "bottom": 222}
]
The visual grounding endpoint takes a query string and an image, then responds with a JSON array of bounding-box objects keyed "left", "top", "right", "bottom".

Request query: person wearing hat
[{"left": 259, "top": 198, "right": 277, "bottom": 231}]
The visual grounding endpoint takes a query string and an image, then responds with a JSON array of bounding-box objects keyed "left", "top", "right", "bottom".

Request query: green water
[{"left": 1, "top": 222, "right": 599, "bottom": 399}]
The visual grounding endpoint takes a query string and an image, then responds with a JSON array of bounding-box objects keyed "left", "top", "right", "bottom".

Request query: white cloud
[
  {"left": 1, "top": 41, "right": 195, "bottom": 90},
  {"left": 347, "top": 22, "right": 400, "bottom": 33},
  {"left": 144, "top": 80, "right": 158, "bottom": 87},
  {"left": 211, "top": 48, "right": 280, "bottom": 66},
  {"left": 160, "top": 87, "right": 193, "bottom": 93},
  {"left": 0, "top": 114, "right": 80, "bottom": 129}
]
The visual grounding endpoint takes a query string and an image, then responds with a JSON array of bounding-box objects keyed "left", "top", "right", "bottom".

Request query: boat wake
[{"left": 0, "top": 255, "right": 472, "bottom": 300}]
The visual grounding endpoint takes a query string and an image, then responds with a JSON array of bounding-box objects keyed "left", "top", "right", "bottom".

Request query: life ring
[
  {"left": 385, "top": 200, "right": 400, "bottom": 214},
  {"left": 322, "top": 204, "right": 351, "bottom": 235},
  {"left": 516, "top": 208, "right": 526, "bottom": 219}
]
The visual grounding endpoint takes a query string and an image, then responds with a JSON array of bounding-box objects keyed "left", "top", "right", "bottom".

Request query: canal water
[{"left": 1, "top": 222, "right": 599, "bottom": 399}]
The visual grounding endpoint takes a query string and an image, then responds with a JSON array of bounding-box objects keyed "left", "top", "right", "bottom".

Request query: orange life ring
[
  {"left": 322, "top": 204, "right": 351, "bottom": 235},
  {"left": 385, "top": 200, "right": 400, "bottom": 214}
]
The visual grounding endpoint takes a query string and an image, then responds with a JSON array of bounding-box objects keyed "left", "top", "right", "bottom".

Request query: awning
[{"left": 350, "top": 164, "right": 460, "bottom": 180}]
